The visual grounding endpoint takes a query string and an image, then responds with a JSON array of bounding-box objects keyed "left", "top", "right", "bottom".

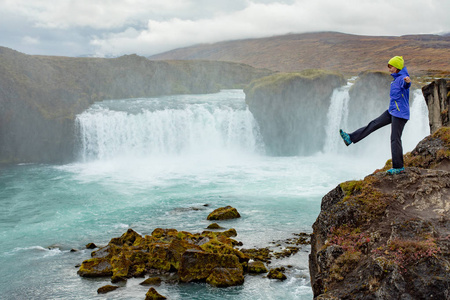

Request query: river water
[{"left": 0, "top": 88, "right": 429, "bottom": 299}]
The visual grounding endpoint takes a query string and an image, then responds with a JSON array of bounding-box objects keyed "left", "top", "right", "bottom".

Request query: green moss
[
  {"left": 432, "top": 126, "right": 450, "bottom": 147},
  {"left": 97, "top": 285, "right": 119, "bottom": 294},
  {"left": 247, "top": 261, "right": 268, "bottom": 273},
  {"left": 329, "top": 251, "right": 362, "bottom": 282},
  {"left": 145, "top": 287, "right": 167, "bottom": 300},
  {"left": 219, "top": 228, "right": 237, "bottom": 238},
  {"left": 402, "top": 127, "right": 450, "bottom": 169},
  {"left": 340, "top": 180, "right": 364, "bottom": 197},
  {"left": 207, "top": 206, "right": 241, "bottom": 220},
  {"left": 339, "top": 176, "right": 388, "bottom": 222},
  {"left": 267, "top": 268, "right": 287, "bottom": 280},
  {"left": 205, "top": 267, "right": 245, "bottom": 287},
  {"left": 206, "top": 223, "right": 222, "bottom": 229},
  {"left": 77, "top": 257, "right": 113, "bottom": 277},
  {"left": 140, "top": 277, "right": 162, "bottom": 286}
]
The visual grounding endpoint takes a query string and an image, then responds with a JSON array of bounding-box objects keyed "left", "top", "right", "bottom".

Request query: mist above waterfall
[
  {"left": 76, "top": 85, "right": 429, "bottom": 170},
  {"left": 323, "top": 84, "right": 430, "bottom": 164},
  {"left": 76, "top": 90, "right": 264, "bottom": 161}
]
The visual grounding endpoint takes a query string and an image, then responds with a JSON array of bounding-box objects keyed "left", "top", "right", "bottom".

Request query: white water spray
[
  {"left": 323, "top": 84, "right": 430, "bottom": 159},
  {"left": 76, "top": 90, "right": 264, "bottom": 161},
  {"left": 403, "top": 89, "right": 430, "bottom": 150},
  {"left": 323, "top": 82, "right": 352, "bottom": 153}
]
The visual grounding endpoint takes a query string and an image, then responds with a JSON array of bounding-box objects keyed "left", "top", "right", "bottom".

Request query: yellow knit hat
[{"left": 388, "top": 56, "right": 404, "bottom": 70}]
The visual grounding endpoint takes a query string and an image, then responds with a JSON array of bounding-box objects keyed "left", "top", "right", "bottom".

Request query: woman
[{"left": 339, "top": 56, "right": 411, "bottom": 175}]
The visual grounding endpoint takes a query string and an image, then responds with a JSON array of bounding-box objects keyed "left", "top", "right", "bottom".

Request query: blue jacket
[{"left": 388, "top": 67, "right": 411, "bottom": 120}]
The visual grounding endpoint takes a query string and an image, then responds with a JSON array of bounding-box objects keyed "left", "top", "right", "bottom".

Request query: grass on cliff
[{"left": 245, "top": 69, "right": 343, "bottom": 99}]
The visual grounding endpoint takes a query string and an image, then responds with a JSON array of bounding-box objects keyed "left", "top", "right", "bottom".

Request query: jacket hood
[{"left": 392, "top": 67, "right": 409, "bottom": 78}]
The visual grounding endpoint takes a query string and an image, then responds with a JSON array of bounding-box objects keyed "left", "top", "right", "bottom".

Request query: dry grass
[{"left": 150, "top": 32, "right": 450, "bottom": 76}]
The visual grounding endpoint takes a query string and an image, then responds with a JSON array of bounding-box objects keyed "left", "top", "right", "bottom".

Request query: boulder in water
[
  {"left": 267, "top": 267, "right": 287, "bottom": 280},
  {"left": 77, "top": 257, "right": 113, "bottom": 277},
  {"left": 97, "top": 285, "right": 119, "bottom": 294},
  {"left": 206, "top": 267, "right": 245, "bottom": 287},
  {"left": 207, "top": 206, "right": 241, "bottom": 220},
  {"left": 247, "top": 261, "right": 268, "bottom": 273},
  {"left": 206, "top": 223, "right": 223, "bottom": 229},
  {"left": 85, "top": 243, "right": 97, "bottom": 249},
  {"left": 178, "top": 249, "right": 244, "bottom": 287},
  {"left": 145, "top": 287, "right": 167, "bottom": 300},
  {"left": 140, "top": 277, "right": 162, "bottom": 286},
  {"left": 78, "top": 227, "right": 248, "bottom": 289}
]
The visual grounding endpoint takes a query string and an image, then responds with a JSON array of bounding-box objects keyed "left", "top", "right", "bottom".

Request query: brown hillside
[{"left": 149, "top": 32, "right": 450, "bottom": 76}]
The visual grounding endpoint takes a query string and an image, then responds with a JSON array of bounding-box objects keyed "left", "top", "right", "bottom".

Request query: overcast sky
[{"left": 1, "top": 0, "right": 449, "bottom": 57}]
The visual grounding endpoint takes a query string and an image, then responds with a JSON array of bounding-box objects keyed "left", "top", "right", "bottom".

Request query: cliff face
[
  {"left": 309, "top": 128, "right": 450, "bottom": 299},
  {"left": 347, "top": 71, "right": 392, "bottom": 130},
  {"left": 422, "top": 79, "right": 450, "bottom": 134},
  {"left": 244, "top": 70, "right": 391, "bottom": 156},
  {"left": 0, "top": 47, "right": 272, "bottom": 164},
  {"left": 244, "top": 70, "right": 346, "bottom": 156}
]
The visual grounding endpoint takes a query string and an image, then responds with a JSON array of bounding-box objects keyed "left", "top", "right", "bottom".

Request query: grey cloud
[{"left": 0, "top": 0, "right": 449, "bottom": 57}]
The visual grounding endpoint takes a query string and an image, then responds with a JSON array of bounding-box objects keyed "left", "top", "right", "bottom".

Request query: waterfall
[
  {"left": 323, "top": 84, "right": 430, "bottom": 158},
  {"left": 75, "top": 90, "right": 264, "bottom": 161},
  {"left": 76, "top": 88, "right": 430, "bottom": 163},
  {"left": 323, "top": 82, "right": 352, "bottom": 153},
  {"left": 403, "top": 89, "right": 430, "bottom": 150}
]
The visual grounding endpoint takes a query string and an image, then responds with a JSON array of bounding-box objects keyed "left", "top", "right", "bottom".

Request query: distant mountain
[{"left": 149, "top": 32, "right": 450, "bottom": 76}]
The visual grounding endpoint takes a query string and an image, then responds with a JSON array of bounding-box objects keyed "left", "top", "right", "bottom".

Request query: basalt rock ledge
[{"left": 309, "top": 127, "right": 450, "bottom": 299}]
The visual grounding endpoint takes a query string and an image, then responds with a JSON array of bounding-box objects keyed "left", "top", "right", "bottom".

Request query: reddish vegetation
[{"left": 150, "top": 32, "right": 450, "bottom": 76}]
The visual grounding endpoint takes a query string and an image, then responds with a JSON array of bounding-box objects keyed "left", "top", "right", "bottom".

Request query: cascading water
[
  {"left": 323, "top": 84, "right": 430, "bottom": 160},
  {"left": 403, "top": 89, "right": 431, "bottom": 150},
  {"left": 323, "top": 82, "right": 352, "bottom": 153},
  {"left": 76, "top": 90, "right": 264, "bottom": 161}
]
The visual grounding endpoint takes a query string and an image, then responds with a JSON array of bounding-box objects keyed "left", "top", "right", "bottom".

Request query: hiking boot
[
  {"left": 339, "top": 129, "right": 352, "bottom": 146},
  {"left": 386, "top": 167, "right": 405, "bottom": 175}
]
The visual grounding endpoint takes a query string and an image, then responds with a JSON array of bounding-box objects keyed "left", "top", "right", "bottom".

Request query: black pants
[{"left": 349, "top": 110, "right": 408, "bottom": 169}]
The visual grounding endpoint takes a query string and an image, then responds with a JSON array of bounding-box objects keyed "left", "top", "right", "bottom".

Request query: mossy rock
[
  {"left": 151, "top": 228, "right": 178, "bottom": 239},
  {"left": 219, "top": 228, "right": 237, "bottom": 238},
  {"left": 85, "top": 243, "right": 97, "bottom": 249},
  {"left": 240, "top": 247, "right": 272, "bottom": 263},
  {"left": 97, "top": 285, "right": 119, "bottom": 294},
  {"left": 247, "top": 261, "right": 268, "bottom": 273},
  {"left": 145, "top": 287, "right": 167, "bottom": 300},
  {"left": 91, "top": 244, "right": 122, "bottom": 259},
  {"left": 206, "top": 267, "right": 245, "bottom": 287},
  {"left": 140, "top": 277, "right": 162, "bottom": 286},
  {"left": 207, "top": 206, "right": 241, "bottom": 220},
  {"left": 77, "top": 257, "right": 113, "bottom": 277},
  {"left": 267, "top": 268, "right": 287, "bottom": 280},
  {"left": 178, "top": 249, "right": 243, "bottom": 283},
  {"left": 199, "top": 237, "right": 249, "bottom": 263},
  {"left": 207, "top": 223, "right": 223, "bottom": 229},
  {"left": 78, "top": 227, "right": 250, "bottom": 290},
  {"left": 110, "top": 228, "right": 143, "bottom": 246}
]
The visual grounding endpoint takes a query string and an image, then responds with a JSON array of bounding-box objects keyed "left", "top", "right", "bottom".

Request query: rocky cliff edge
[{"left": 309, "top": 127, "right": 450, "bottom": 299}]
